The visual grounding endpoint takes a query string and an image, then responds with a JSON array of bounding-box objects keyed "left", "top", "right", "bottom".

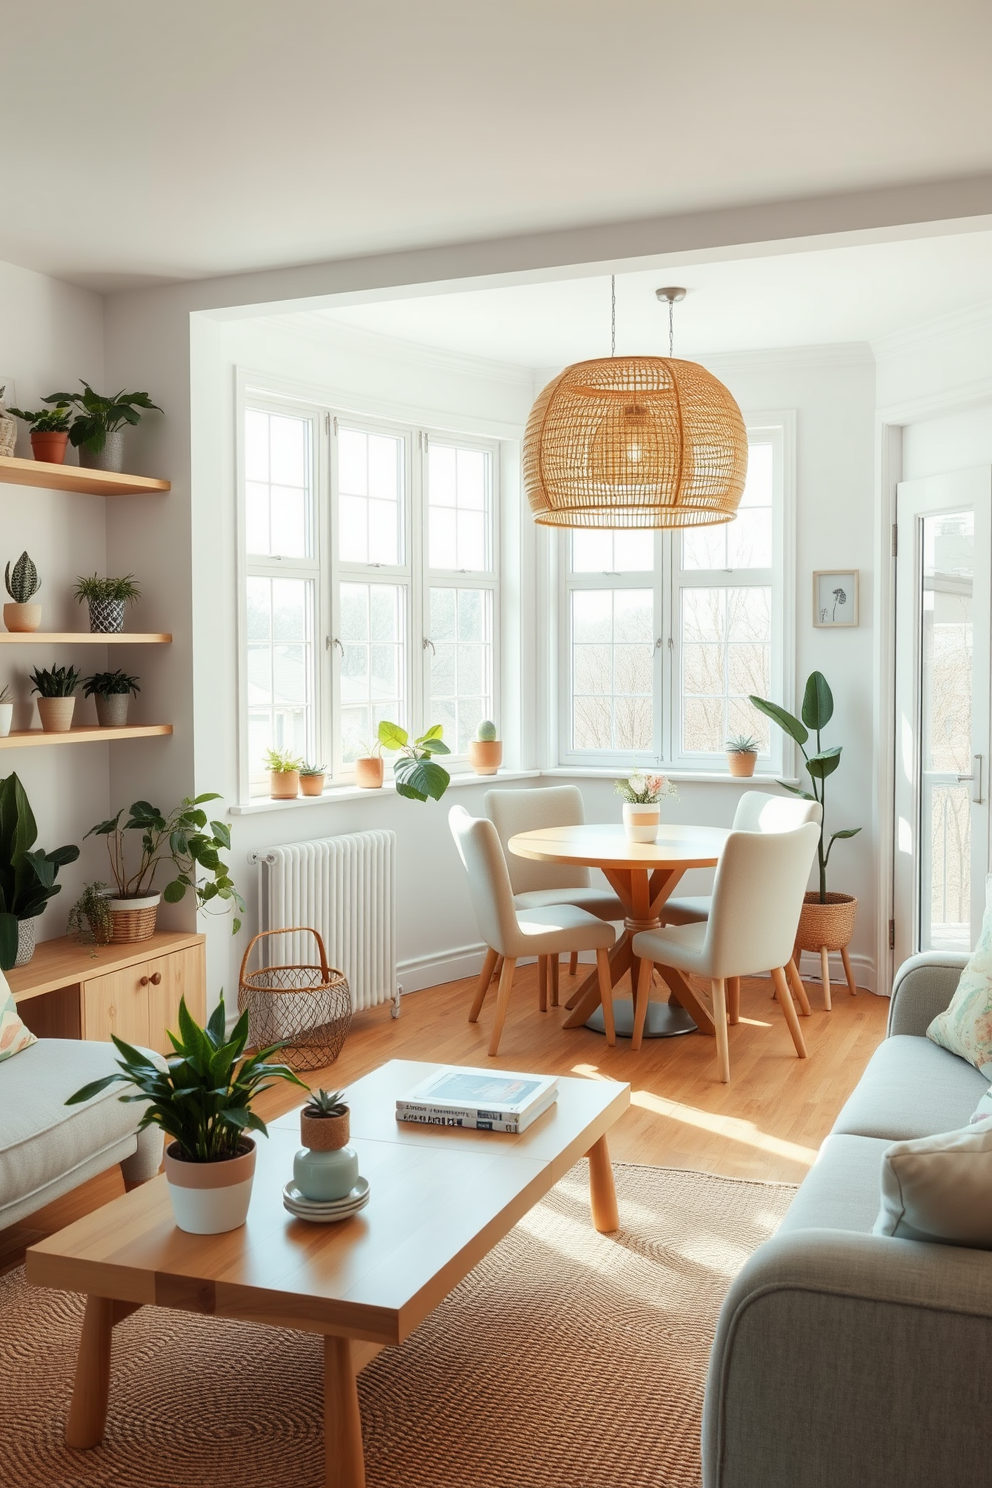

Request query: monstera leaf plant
[
  {"left": 0, "top": 772, "right": 80, "bottom": 969},
  {"left": 377, "top": 720, "right": 451, "bottom": 802}
]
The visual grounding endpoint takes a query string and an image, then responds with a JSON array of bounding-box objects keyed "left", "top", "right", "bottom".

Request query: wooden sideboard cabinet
[{"left": 6, "top": 931, "right": 206, "bottom": 1055}]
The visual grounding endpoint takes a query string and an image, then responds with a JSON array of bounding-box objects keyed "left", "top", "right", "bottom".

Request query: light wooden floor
[{"left": 1, "top": 964, "right": 888, "bottom": 1273}]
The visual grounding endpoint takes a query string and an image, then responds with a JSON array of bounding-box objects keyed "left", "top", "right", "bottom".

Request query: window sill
[
  {"left": 230, "top": 769, "right": 542, "bottom": 815},
  {"left": 543, "top": 766, "right": 802, "bottom": 787}
]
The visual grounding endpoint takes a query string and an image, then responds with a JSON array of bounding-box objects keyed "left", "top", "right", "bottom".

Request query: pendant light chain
[
  {"left": 610, "top": 274, "right": 616, "bottom": 358},
  {"left": 668, "top": 296, "right": 674, "bottom": 358}
]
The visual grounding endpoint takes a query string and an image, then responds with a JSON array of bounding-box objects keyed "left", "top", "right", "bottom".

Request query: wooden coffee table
[{"left": 26, "top": 1059, "right": 629, "bottom": 1488}]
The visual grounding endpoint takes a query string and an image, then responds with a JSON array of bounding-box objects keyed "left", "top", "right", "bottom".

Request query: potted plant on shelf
[
  {"left": 6, "top": 402, "right": 73, "bottom": 464},
  {"left": 264, "top": 747, "right": 303, "bottom": 799},
  {"left": 299, "top": 761, "right": 326, "bottom": 797},
  {"left": 4, "top": 551, "right": 41, "bottom": 633},
  {"left": 354, "top": 738, "right": 384, "bottom": 789},
  {"left": 378, "top": 720, "right": 451, "bottom": 802},
  {"left": 615, "top": 771, "right": 679, "bottom": 842},
  {"left": 73, "top": 573, "right": 141, "bottom": 633},
  {"left": 0, "top": 684, "right": 12, "bottom": 738},
  {"left": 295, "top": 1089, "right": 359, "bottom": 1202},
  {"left": 87, "top": 792, "right": 245, "bottom": 944},
  {"left": 0, "top": 386, "right": 17, "bottom": 458},
  {"left": 66, "top": 995, "right": 308, "bottom": 1234},
  {"left": 83, "top": 669, "right": 140, "bottom": 727},
  {"left": 0, "top": 772, "right": 80, "bottom": 969},
  {"left": 29, "top": 663, "right": 80, "bottom": 733},
  {"left": 725, "top": 733, "right": 760, "bottom": 778},
  {"left": 750, "top": 671, "right": 862, "bottom": 976},
  {"left": 66, "top": 880, "right": 113, "bottom": 946},
  {"left": 469, "top": 720, "right": 502, "bottom": 776},
  {"left": 42, "top": 383, "right": 163, "bottom": 473}
]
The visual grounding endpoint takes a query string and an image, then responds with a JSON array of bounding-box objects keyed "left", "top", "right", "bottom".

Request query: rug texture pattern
[{"left": 0, "top": 1163, "right": 794, "bottom": 1488}]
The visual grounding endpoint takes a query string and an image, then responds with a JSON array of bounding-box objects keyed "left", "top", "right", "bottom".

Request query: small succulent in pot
[
  {"left": 7, "top": 402, "right": 73, "bottom": 463},
  {"left": 299, "top": 761, "right": 326, "bottom": 797},
  {"left": 30, "top": 663, "right": 80, "bottom": 733},
  {"left": 43, "top": 383, "right": 162, "bottom": 473},
  {"left": 264, "top": 746, "right": 304, "bottom": 799},
  {"left": 726, "top": 732, "right": 761, "bottom": 778},
  {"left": 74, "top": 573, "right": 141, "bottom": 633},
  {"left": 300, "top": 1088, "right": 352, "bottom": 1155},
  {"left": 469, "top": 718, "right": 502, "bottom": 775},
  {"left": 4, "top": 551, "right": 41, "bottom": 633},
  {"left": 83, "top": 669, "right": 140, "bottom": 728}
]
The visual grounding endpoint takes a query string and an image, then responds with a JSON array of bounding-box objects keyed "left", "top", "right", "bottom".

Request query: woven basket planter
[
  {"left": 795, "top": 892, "right": 857, "bottom": 953},
  {"left": 106, "top": 893, "right": 160, "bottom": 943},
  {"left": 238, "top": 926, "right": 352, "bottom": 1072}
]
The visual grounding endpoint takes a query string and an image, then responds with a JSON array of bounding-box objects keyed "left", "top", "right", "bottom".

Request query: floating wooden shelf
[
  {"left": 0, "top": 456, "right": 170, "bottom": 497},
  {"left": 0, "top": 724, "right": 173, "bottom": 748},
  {"left": 0, "top": 632, "right": 171, "bottom": 644}
]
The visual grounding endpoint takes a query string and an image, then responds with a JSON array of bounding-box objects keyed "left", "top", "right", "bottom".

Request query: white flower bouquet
[{"left": 614, "top": 771, "right": 680, "bottom": 805}]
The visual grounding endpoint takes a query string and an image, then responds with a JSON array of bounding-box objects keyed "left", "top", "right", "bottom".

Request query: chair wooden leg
[
  {"left": 492, "top": 954, "right": 504, "bottom": 983},
  {"left": 488, "top": 957, "right": 517, "bottom": 1057},
  {"left": 632, "top": 956, "right": 653, "bottom": 1051},
  {"left": 569, "top": 951, "right": 578, "bottom": 976},
  {"left": 595, "top": 947, "right": 616, "bottom": 1045},
  {"left": 770, "top": 965, "right": 808, "bottom": 1059},
  {"left": 727, "top": 976, "right": 741, "bottom": 1025},
  {"left": 786, "top": 957, "right": 812, "bottom": 1017},
  {"left": 469, "top": 947, "right": 498, "bottom": 1023},
  {"left": 538, "top": 955, "right": 548, "bottom": 1013},
  {"left": 819, "top": 947, "right": 833, "bottom": 1011},
  {"left": 841, "top": 945, "right": 858, "bottom": 996},
  {"left": 550, "top": 956, "right": 560, "bottom": 1008},
  {"left": 711, "top": 978, "right": 730, "bottom": 1083}
]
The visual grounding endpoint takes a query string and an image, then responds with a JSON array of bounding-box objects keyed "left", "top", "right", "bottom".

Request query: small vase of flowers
[{"left": 615, "top": 771, "right": 679, "bottom": 843}]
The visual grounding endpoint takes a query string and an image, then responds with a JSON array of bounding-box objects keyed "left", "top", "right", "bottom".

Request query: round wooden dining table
[{"left": 508, "top": 822, "right": 730, "bottom": 1039}]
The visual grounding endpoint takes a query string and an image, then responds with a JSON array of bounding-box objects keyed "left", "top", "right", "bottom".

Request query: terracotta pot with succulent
[
  {"left": 74, "top": 573, "right": 141, "bottom": 633},
  {"left": 42, "top": 383, "right": 162, "bottom": 473},
  {"left": 0, "top": 772, "right": 79, "bottom": 969},
  {"left": 265, "top": 747, "right": 303, "bottom": 799},
  {"left": 87, "top": 792, "right": 245, "bottom": 944},
  {"left": 0, "top": 684, "right": 12, "bottom": 739},
  {"left": 726, "top": 733, "right": 760, "bottom": 778},
  {"left": 0, "top": 386, "right": 17, "bottom": 458},
  {"left": 378, "top": 720, "right": 451, "bottom": 802},
  {"left": 66, "top": 994, "right": 308, "bottom": 1233},
  {"left": 298, "top": 762, "right": 326, "bottom": 797},
  {"left": 30, "top": 663, "right": 80, "bottom": 733},
  {"left": 83, "top": 669, "right": 140, "bottom": 727},
  {"left": 615, "top": 770, "right": 680, "bottom": 842},
  {"left": 469, "top": 719, "right": 502, "bottom": 775},
  {"left": 7, "top": 401, "right": 73, "bottom": 464},
  {"left": 66, "top": 880, "right": 114, "bottom": 946},
  {"left": 4, "top": 551, "right": 42, "bottom": 633},
  {"left": 355, "top": 738, "right": 384, "bottom": 789},
  {"left": 295, "top": 1088, "right": 360, "bottom": 1202}
]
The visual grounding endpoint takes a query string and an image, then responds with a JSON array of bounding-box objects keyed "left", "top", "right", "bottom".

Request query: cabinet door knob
[
  {"left": 150, "top": 972, "right": 162, "bottom": 986},
  {"left": 139, "top": 975, "right": 149, "bottom": 987}
]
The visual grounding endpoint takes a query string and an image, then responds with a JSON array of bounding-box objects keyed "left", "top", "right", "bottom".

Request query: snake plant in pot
[
  {"left": 29, "top": 663, "right": 80, "bottom": 733},
  {"left": 66, "top": 994, "right": 308, "bottom": 1233},
  {"left": 4, "top": 551, "right": 41, "bottom": 633},
  {"left": 0, "top": 772, "right": 80, "bottom": 969}
]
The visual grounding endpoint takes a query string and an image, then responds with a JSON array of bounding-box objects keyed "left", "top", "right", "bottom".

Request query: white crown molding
[
  {"left": 871, "top": 297, "right": 992, "bottom": 363},
  {"left": 696, "top": 342, "right": 875, "bottom": 375}
]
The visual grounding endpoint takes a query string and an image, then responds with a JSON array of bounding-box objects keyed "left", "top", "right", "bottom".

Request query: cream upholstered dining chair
[
  {"left": 631, "top": 822, "right": 820, "bottom": 1081},
  {"left": 448, "top": 805, "right": 617, "bottom": 1056},
  {"left": 660, "top": 791, "right": 822, "bottom": 1022},
  {"left": 485, "top": 785, "right": 624, "bottom": 1007}
]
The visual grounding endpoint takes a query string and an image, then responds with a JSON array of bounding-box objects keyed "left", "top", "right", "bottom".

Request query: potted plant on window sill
[
  {"left": 66, "top": 995, "right": 309, "bottom": 1234},
  {"left": 29, "top": 664, "right": 80, "bottom": 733},
  {"left": 298, "top": 761, "right": 326, "bottom": 797},
  {"left": 378, "top": 720, "right": 451, "bottom": 801},
  {"left": 355, "top": 738, "right": 384, "bottom": 789},
  {"left": 725, "top": 733, "right": 760, "bottom": 778},
  {"left": 0, "top": 772, "right": 79, "bottom": 969},
  {"left": 43, "top": 383, "right": 162, "bottom": 473},
  {"left": 469, "top": 720, "right": 502, "bottom": 775},
  {"left": 4, "top": 551, "right": 42, "bottom": 633},
  {"left": 82, "top": 669, "right": 140, "bottom": 727},
  {"left": 265, "top": 748, "right": 303, "bottom": 799},
  {"left": 6, "top": 402, "right": 73, "bottom": 464},
  {"left": 74, "top": 573, "right": 141, "bottom": 633},
  {"left": 87, "top": 793, "right": 245, "bottom": 944}
]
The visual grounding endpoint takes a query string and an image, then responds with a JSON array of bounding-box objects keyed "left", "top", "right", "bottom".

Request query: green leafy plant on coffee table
[
  {"left": 82, "top": 670, "right": 140, "bottom": 699},
  {"left": 378, "top": 720, "right": 451, "bottom": 802},
  {"left": 29, "top": 664, "right": 80, "bottom": 698},
  {"left": 264, "top": 747, "right": 304, "bottom": 773},
  {"left": 43, "top": 383, "right": 162, "bottom": 455},
  {"left": 6, "top": 404, "right": 72, "bottom": 433},
  {"left": 66, "top": 881, "right": 113, "bottom": 947},
  {"left": 0, "top": 772, "right": 80, "bottom": 969},
  {"left": 65, "top": 994, "right": 308, "bottom": 1162},
  {"left": 725, "top": 733, "right": 760, "bottom": 754},
  {"left": 5, "top": 552, "right": 40, "bottom": 604},
  {"left": 73, "top": 574, "right": 141, "bottom": 607}
]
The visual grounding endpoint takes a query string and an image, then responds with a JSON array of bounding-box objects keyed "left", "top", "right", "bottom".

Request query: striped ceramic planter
[{"left": 164, "top": 1139, "right": 257, "bottom": 1234}]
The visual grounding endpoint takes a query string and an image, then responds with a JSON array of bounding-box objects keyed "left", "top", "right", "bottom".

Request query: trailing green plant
[
  {"left": 377, "top": 720, "right": 451, "bottom": 802},
  {"left": 29, "top": 664, "right": 80, "bottom": 698},
  {"left": 749, "top": 671, "right": 861, "bottom": 902},
  {"left": 82, "top": 670, "right": 141, "bottom": 699},
  {"left": 5, "top": 552, "right": 40, "bottom": 603},
  {"left": 43, "top": 383, "right": 162, "bottom": 454},
  {"left": 73, "top": 573, "right": 141, "bottom": 606},
  {"left": 263, "top": 747, "right": 303, "bottom": 773},
  {"left": 65, "top": 994, "right": 308, "bottom": 1163},
  {"left": 299, "top": 761, "right": 326, "bottom": 777},
  {"left": 7, "top": 403, "right": 72, "bottom": 433},
  {"left": 0, "top": 772, "right": 80, "bottom": 969},
  {"left": 87, "top": 793, "right": 245, "bottom": 932},
  {"left": 725, "top": 733, "right": 760, "bottom": 754},
  {"left": 476, "top": 720, "right": 498, "bottom": 742},
  {"left": 66, "top": 881, "right": 113, "bottom": 946},
  {"left": 303, "top": 1087, "right": 348, "bottom": 1117}
]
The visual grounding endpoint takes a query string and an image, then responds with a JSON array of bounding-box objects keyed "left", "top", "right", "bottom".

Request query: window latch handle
[
  {"left": 423, "top": 638, "right": 436, "bottom": 656},
  {"left": 331, "top": 637, "right": 344, "bottom": 656},
  {"left": 958, "top": 754, "right": 983, "bottom": 804}
]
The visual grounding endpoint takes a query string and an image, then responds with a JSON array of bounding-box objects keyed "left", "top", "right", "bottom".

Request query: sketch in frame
[{"left": 813, "top": 570, "right": 859, "bottom": 628}]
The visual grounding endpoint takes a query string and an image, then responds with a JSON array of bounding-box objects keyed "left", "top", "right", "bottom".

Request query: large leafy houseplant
[
  {"left": 43, "top": 382, "right": 162, "bottom": 455},
  {"left": 0, "top": 772, "right": 80, "bottom": 969},
  {"left": 378, "top": 720, "right": 451, "bottom": 801},
  {"left": 749, "top": 671, "right": 861, "bottom": 902}
]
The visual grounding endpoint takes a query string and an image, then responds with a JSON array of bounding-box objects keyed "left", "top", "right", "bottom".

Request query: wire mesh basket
[{"left": 238, "top": 926, "right": 352, "bottom": 1072}]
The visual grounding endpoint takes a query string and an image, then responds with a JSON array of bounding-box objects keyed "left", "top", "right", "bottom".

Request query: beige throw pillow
[
  {"left": 0, "top": 969, "right": 37, "bottom": 1064},
  {"left": 927, "top": 880, "right": 992, "bottom": 1076},
  {"left": 873, "top": 1118, "right": 992, "bottom": 1247}
]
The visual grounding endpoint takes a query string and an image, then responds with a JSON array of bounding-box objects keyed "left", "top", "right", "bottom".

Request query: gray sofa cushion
[
  {"left": 830, "top": 1034, "right": 989, "bottom": 1141},
  {"left": 778, "top": 1134, "right": 891, "bottom": 1237}
]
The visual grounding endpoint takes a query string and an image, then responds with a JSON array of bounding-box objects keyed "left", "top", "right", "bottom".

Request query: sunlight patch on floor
[{"left": 630, "top": 1090, "right": 817, "bottom": 1167}]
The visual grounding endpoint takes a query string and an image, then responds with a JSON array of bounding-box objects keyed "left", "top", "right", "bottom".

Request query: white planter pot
[
  {"left": 164, "top": 1139, "right": 257, "bottom": 1234},
  {"left": 622, "top": 801, "right": 661, "bottom": 843},
  {"left": 0, "top": 702, "right": 12, "bottom": 737}
]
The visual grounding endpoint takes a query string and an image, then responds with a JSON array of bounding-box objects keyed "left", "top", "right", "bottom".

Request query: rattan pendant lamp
[{"left": 523, "top": 283, "right": 748, "bottom": 529}]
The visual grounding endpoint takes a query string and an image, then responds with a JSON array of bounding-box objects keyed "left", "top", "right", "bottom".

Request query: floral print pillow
[
  {"left": 0, "top": 975, "right": 37, "bottom": 1063},
  {"left": 928, "top": 894, "right": 992, "bottom": 1077}
]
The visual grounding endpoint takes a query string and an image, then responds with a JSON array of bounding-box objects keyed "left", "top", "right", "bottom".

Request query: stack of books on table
[{"left": 396, "top": 1067, "right": 559, "bottom": 1133}]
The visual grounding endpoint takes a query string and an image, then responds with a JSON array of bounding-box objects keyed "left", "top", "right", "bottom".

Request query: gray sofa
[
  {"left": 0, "top": 1037, "right": 163, "bottom": 1231},
  {"left": 703, "top": 951, "right": 991, "bottom": 1488}
]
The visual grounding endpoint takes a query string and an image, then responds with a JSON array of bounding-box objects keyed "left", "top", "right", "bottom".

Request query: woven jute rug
[{"left": 0, "top": 1162, "right": 793, "bottom": 1488}]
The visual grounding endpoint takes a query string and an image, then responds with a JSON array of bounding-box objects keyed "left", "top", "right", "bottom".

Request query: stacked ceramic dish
[{"left": 282, "top": 1175, "right": 370, "bottom": 1223}]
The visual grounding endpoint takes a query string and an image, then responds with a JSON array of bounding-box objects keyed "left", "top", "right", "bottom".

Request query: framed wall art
[{"left": 813, "top": 570, "right": 859, "bottom": 628}]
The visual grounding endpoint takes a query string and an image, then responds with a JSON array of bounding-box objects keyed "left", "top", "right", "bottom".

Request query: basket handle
[{"left": 238, "top": 926, "right": 332, "bottom": 986}]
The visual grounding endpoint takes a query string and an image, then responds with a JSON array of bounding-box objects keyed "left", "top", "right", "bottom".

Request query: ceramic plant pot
[
  {"left": 78, "top": 430, "right": 125, "bottom": 473},
  {"left": 14, "top": 915, "right": 39, "bottom": 968},
  {"left": 105, "top": 892, "right": 160, "bottom": 943},
  {"left": 622, "top": 801, "right": 660, "bottom": 843},
  {"left": 0, "top": 702, "right": 12, "bottom": 738},
  {"left": 165, "top": 1139, "right": 257, "bottom": 1235},
  {"left": 270, "top": 770, "right": 300, "bottom": 799},
  {"left": 295, "top": 1110, "right": 358, "bottom": 1202},
  {"left": 355, "top": 756, "right": 384, "bottom": 789},
  {"left": 87, "top": 597, "right": 126, "bottom": 633},
  {"left": 3, "top": 602, "right": 41, "bottom": 633},
  {"left": 37, "top": 697, "right": 75, "bottom": 732},
  {"left": 300, "top": 773, "right": 325, "bottom": 797},
  {"left": 30, "top": 431, "right": 68, "bottom": 464},
  {"left": 95, "top": 694, "right": 130, "bottom": 727},
  {"left": 727, "top": 751, "right": 758, "bottom": 778},
  {"left": 469, "top": 740, "right": 503, "bottom": 775}
]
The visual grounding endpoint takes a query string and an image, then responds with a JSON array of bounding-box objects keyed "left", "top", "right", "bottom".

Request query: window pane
[
  {"left": 244, "top": 410, "right": 312, "bottom": 559},
  {"left": 245, "top": 575, "right": 315, "bottom": 784},
  {"left": 571, "top": 589, "right": 654, "bottom": 753},
  {"left": 681, "top": 439, "right": 772, "bottom": 572},
  {"left": 571, "top": 530, "right": 653, "bottom": 573},
  {"left": 429, "top": 587, "right": 494, "bottom": 751},
  {"left": 338, "top": 426, "right": 404, "bottom": 567},
  {"left": 339, "top": 582, "right": 406, "bottom": 762},
  {"left": 680, "top": 586, "right": 770, "bottom": 754},
  {"left": 428, "top": 442, "right": 493, "bottom": 571}
]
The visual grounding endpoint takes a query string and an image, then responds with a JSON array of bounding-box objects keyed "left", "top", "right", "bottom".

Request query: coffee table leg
[
  {"left": 587, "top": 1135, "right": 620, "bottom": 1233},
  {"left": 66, "top": 1295, "right": 114, "bottom": 1448},
  {"left": 324, "top": 1335, "right": 366, "bottom": 1488}
]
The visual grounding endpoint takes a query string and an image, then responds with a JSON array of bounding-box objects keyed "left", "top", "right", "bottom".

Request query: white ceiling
[
  {"left": 1, "top": 1, "right": 992, "bottom": 291},
  {"left": 316, "top": 232, "right": 992, "bottom": 366}
]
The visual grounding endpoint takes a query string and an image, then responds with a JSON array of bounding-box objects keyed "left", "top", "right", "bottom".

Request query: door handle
[
  {"left": 139, "top": 972, "right": 163, "bottom": 987},
  {"left": 957, "top": 754, "right": 984, "bottom": 804}
]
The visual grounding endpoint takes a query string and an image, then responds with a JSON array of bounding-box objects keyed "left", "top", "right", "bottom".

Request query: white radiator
[{"left": 253, "top": 831, "right": 399, "bottom": 1016}]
